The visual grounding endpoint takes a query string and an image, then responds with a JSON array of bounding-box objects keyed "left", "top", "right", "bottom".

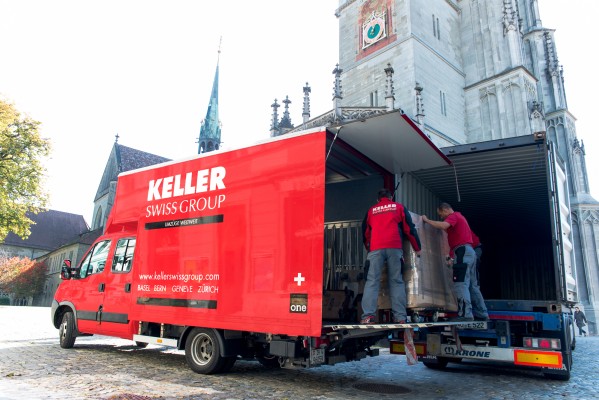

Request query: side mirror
[{"left": 60, "top": 259, "right": 72, "bottom": 280}]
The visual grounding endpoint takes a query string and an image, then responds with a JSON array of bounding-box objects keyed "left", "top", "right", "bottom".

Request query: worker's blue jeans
[
  {"left": 361, "top": 248, "right": 406, "bottom": 322},
  {"left": 454, "top": 245, "right": 488, "bottom": 319}
]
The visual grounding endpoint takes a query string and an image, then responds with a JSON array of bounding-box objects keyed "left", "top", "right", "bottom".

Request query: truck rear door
[{"left": 546, "top": 139, "right": 577, "bottom": 304}]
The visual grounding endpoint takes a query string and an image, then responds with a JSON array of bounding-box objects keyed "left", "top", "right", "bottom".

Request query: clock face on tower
[{"left": 362, "top": 12, "right": 386, "bottom": 48}]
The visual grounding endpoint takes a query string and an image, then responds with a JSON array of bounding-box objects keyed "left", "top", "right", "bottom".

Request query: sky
[{"left": 0, "top": 0, "right": 597, "bottom": 225}]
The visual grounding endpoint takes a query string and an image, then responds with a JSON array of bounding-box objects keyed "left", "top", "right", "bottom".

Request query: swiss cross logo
[{"left": 294, "top": 272, "right": 306, "bottom": 286}]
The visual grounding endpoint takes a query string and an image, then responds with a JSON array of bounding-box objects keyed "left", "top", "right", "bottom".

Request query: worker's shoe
[
  {"left": 450, "top": 316, "right": 474, "bottom": 322},
  {"left": 360, "top": 315, "right": 376, "bottom": 324},
  {"left": 392, "top": 317, "right": 407, "bottom": 324}
]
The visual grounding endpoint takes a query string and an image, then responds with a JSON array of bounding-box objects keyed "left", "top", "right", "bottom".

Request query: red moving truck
[
  {"left": 52, "top": 111, "right": 577, "bottom": 378},
  {"left": 52, "top": 111, "right": 454, "bottom": 374}
]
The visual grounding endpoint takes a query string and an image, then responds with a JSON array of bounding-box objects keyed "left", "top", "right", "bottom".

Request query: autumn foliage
[
  {"left": 0, "top": 98, "right": 51, "bottom": 242},
  {"left": 0, "top": 256, "right": 48, "bottom": 298}
]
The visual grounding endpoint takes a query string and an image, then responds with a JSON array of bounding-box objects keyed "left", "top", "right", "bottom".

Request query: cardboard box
[
  {"left": 371, "top": 213, "right": 457, "bottom": 313},
  {"left": 403, "top": 213, "right": 457, "bottom": 312}
]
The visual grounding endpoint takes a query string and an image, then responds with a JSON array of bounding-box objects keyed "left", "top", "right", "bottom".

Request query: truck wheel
[
  {"left": 59, "top": 311, "right": 77, "bottom": 349},
  {"left": 544, "top": 349, "right": 572, "bottom": 381},
  {"left": 543, "top": 370, "right": 570, "bottom": 381},
  {"left": 422, "top": 357, "right": 449, "bottom": 370},
  {"left": 135, "top": 341, "right": 148, "bottom": 348},
  {"left": 185, "top": 328, "right": 225, "bottom": 374}
]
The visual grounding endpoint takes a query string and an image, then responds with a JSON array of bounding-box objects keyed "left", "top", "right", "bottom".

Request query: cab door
[
  {"left": 97, "top": 237, "right": 137, "bottom": 338},
  {"left": 70, "top": 240, "right": 112, "bottom": 334}
]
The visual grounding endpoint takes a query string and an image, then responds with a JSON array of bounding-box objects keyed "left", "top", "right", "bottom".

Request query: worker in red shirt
[
  {"left": 360, "top": 189, "right": 421, "bottom": 324},
  {"left": 422, "top": 203, "right": 488, "bottom": 322}
]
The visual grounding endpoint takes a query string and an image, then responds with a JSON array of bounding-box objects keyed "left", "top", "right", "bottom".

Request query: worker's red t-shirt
[
  {"left": 363, "top": 198, "right": 421, "bottom": 252},
  {"left": 444, "top": 211, "right": 473, "bottom": 254}
]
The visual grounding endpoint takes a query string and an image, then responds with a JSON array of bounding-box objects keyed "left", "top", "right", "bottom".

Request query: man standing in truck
[
  {"left": 422, "top": 203, "right": 489, "bottom": 322},
  {"left": 360, "top": 188, "right": 422, "bottom": 324}
]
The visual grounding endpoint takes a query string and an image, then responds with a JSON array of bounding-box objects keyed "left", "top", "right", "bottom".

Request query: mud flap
[
  {"left": 404, "top": 329, "right": 418, "bottom": 365},
  {"left": 451, "top": 326, "right": 463, "bottom": 351}
]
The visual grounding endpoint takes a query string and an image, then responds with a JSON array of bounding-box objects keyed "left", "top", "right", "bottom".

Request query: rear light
[
  {"left": 523, "top": 337, "right": 561, "bottom": 350},
  {"left": 312, "top": 337, "right": 330, "bottom": 349}
]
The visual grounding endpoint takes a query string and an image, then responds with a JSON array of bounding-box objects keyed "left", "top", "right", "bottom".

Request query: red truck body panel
[{"left": 56, "top": 130, "right": 327, "bottom": 338}]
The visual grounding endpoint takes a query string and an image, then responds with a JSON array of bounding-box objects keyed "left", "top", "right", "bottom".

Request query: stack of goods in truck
[{"left": 322, "top": 213, "right": 458, "bottom": 323}]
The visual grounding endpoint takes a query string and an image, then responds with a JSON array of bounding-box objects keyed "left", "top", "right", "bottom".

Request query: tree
[
  {"left": 0, "top": 255, "right": 48, "bottom": 299},
  {"left": 12, "top": 260, "right": 49, "bottom": 299},
  {"left": 0, "top": 99, "right": 51, "bottom": 241}
]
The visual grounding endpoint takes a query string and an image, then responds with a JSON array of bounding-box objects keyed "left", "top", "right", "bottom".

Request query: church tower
[
  {"left": 198, "top": 42, "right": 222, "bottom": 154},
  {"left": 336, "top": 0, "right": 599, "bottom": 333}
]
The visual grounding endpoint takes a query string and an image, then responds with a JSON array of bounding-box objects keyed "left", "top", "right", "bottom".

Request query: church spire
[{"left": 198, "top": 38, "right": 222, "bottom": 154}]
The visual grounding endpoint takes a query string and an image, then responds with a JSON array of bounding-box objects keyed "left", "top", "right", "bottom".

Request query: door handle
[
  {"left": 125, "top": 283, "right": 131, "bottom": 293},
  {"left": 98, "top": 283, "right": 105, "bottom": 292}
]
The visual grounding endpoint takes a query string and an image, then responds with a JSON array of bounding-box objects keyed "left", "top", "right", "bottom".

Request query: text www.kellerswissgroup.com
[{"left": 138, "top": 272, "right": 220, "bottom": 283}]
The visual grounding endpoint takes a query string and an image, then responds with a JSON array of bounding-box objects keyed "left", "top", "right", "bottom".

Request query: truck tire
[
  {"left": 543, "top": 349, "right": 572, "bottom": 381},
  {"left": 185, "top": 328, "right": 225, "bottom": 374},
  {"left": 135, "top": 341, "right": 148, "bottom": 348},
  {"left": 543, "top": 369, "right": 570, "bottom": 381},
  {"left": 59, "top": 311, "right": 77, "bottom": 349},
  {"left": 422, "top": 356, "right": 449, "bottom": 369}
]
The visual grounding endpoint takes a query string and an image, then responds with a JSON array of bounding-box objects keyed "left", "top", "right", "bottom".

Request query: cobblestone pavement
[{"left": 1, "top": 306, "right": 598, "bottom": 400}]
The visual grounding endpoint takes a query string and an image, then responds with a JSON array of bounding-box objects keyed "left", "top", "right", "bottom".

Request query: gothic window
[
  {"left": 432, "top": 15, "right": 440, "bottom": 40},
  {"left": 439, "top": 91, "right": 447, "bottom": 116},
  {"left": 93, "top": 207, "right": 103, "bottom": 230},
  {"left": 502, "top": 82, "right": 526, "bottom": 137},
  {"left": 480, "top": 89, "right": 500, "bottom": 141},
  {"left": 370, "top": 90, "right": 379, "bottom": 107}
]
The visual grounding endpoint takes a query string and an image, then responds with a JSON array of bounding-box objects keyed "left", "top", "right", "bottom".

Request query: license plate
[
  {"left": 455, "top": 321, "right": 488, "bottom": 330},
  {"left": 310, "top": 348, "right": 325, "bottom": 364}
]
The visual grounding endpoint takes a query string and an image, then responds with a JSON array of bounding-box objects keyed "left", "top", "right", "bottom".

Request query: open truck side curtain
[
  {"left": 391, "top": 133, "right": 578, "bottom": 380},
  {"left": 51, "top": 111, "right": 456, "bottom": 374}
]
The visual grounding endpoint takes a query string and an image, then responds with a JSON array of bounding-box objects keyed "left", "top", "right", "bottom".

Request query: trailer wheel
[
  {"left": 544, "top": 348, "right": 572, "bottom": 381},
  {"left": 422, "top": 357, "right": 449, "bottom": 369},
  {"left": 59, "top": 311, "right": 77, "bottom": 349},
  {"left": 185, "top": 328, "right": 225, "bottom": 374},
  {"left": 543, "top": 369, "right": 570, "bottom": 381}
]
